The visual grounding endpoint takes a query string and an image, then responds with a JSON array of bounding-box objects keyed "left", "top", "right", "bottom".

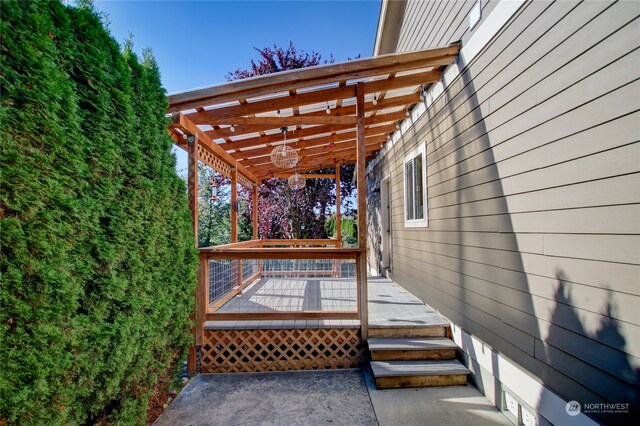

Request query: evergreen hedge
[{"left": 0, "top": 1, "right": 198, "bottom": 424}]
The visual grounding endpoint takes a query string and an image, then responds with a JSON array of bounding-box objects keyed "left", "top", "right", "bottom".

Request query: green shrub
[{"left": 0, "top": 1, "right": 198, "bottom": 424}]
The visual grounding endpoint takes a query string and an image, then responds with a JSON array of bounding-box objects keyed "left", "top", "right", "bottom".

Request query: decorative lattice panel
[
  {"left": 197, "top": 145, "right": 255, "bottom": 189},
  {"left": 198, "top": 144, "right": 231, "bottom": 178},
  {"left": 201, "top": 328, "right": 364, "bottom": 373}
]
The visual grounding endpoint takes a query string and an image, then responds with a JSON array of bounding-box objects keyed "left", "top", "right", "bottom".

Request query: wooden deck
[
  {"left": 200, "top": 277, "right": 452, "bottom": 373},
  {"left": 204, "top": 276, "right": 449, "bottom": 330}
]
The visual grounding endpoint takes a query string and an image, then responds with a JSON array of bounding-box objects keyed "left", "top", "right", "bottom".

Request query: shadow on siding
[{"left": 537, "top": 270, "right": 639, "bottom": 424}]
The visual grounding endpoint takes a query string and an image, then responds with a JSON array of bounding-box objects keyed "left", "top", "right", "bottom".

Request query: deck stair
[{"left": 368, "top": 326, "right": 470, "bottom": 389}]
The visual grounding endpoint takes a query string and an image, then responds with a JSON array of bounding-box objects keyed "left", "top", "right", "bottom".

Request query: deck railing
[{"left": 194, "top": 239, "right": 368, "bottom": 350}]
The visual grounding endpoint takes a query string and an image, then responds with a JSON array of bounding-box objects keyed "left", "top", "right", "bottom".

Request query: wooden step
[
  {"left": 368, "top": 325, "right": 448, "bottom": 338},
  {"left": 370, "top": 359, "right": 470, "bottom": 389},
  {"left": 368, "top": 337, "right": 457, "bottom": 361}
]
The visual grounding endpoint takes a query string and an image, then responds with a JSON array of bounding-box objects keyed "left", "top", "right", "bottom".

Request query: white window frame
[{"left": 403, "top": 143, "right": 428, "bottom": 228}]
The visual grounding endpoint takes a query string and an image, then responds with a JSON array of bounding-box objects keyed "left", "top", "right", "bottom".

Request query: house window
[{"left": 404, "top": 144, "right": 428, "bottom": 227}]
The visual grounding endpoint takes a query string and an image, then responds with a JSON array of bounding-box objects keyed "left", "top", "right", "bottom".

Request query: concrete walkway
[{"left": 154, "top": 369, "right": 511, "bottom": 426}]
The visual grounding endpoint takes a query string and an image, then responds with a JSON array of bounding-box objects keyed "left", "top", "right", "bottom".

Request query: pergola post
[
  {"left": 252, "top": 183, "right": 258, "bottom": 240},
  {"left": 231, "top": 168, "right": 238, "bottom": 243},
  {"left": 187, "top": 134, "right": 199, "bottom": 375},
  {"left": 230, "top": 168, "right": 241, "bottom": 290},
  {"left": 335, "top": 163, "right": 342, "bottom": 248},
  {"left": 356, "top": 82, "right": 368, "bottom": 340}
]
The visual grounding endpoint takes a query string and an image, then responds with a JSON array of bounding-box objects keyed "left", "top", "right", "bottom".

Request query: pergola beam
[{"left": 168, "top": 45, "right": 458, "bottom": 111}]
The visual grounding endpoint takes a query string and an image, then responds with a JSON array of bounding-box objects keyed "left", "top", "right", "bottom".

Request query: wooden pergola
[
  {"left": 168, "top": 43, "right": 459, "bottom": 242},
  {"left": 167, "top": 44, "right": 460, "bottom": 374}
]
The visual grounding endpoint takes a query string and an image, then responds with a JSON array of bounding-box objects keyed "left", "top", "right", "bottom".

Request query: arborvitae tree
[
  {"left": 0, "top": 1, "right": 197, "bottom": 424},
  {"left": 197, "top": 164, "right": 232, "bottom": 247}
]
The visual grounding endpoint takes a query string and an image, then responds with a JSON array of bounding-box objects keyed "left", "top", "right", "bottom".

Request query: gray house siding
[{"left": 368, "top": 1, "right": 640, "bottom": 424}]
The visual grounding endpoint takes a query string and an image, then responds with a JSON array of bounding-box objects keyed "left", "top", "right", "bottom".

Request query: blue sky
[
  {"left": 94, "top": 0, "right": 381, "bottom": 173},
  {"left": 95, "top": 0, "right": 381, "bottom": 94}
]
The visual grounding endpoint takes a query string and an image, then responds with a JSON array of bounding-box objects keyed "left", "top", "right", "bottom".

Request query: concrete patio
[{"left": 153, "top": 369, "right": 511, "bottom": 426}]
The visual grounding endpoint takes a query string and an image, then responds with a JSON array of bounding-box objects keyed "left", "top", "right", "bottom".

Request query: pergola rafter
[
  {"left": 167, "top": 45, "right": 459, "bottom": 178},
  {"left": 168, "top": 45, "right": 458, "bottom": 111},
  {"left": 168, "top": 43, "right": 460, "bottom": 198}
]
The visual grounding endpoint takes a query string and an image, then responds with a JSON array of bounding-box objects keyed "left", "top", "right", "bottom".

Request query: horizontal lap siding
[{"left": 369, "top": 0, "right": 640, "bottom": 416}]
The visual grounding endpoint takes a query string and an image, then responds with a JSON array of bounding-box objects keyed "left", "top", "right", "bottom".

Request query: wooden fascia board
[
  {"left": 186, "top": 70, "right": 439, "bottom": 124},
  {"left": 170, "top": 112, "right": 259, "bottom": 183}
]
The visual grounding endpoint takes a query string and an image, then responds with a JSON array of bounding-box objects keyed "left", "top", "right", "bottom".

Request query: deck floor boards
[{"left": 205, "top": 276, "right": 449, "bottom": 329}]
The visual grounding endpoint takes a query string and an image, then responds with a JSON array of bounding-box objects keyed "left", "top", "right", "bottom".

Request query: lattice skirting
[{"left": 201, "top": 328, "right": 364, "bottom": 373}]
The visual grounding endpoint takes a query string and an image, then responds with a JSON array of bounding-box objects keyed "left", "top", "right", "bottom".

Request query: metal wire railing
[
  {"left": 208, "top": 257, "right": 355, "bottom": 307},
  {"left": 208, "top": 259, "right": 260, "bottom": 306},
  {"left": 197, "top": 240, "right": 365, "bottom": 325},
  {"left": 208, "top": 259, "right": 234, "bottom": 304},
  {"left": 261, "top": 259, "right": 355, "bottom": 278}
]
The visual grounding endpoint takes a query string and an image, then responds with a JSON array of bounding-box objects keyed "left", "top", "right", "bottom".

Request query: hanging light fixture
[
  {"left": 372, "top": 94, "right": 378, "bottom": 106},
  {"left": 208, "top": 173, "right": 220, "bottom": 201},
  {"left": 270, "top": 127, "right": 298, "bottom": 169},
  {"left": 288, "top": 170, "right": 306, "bottom": 190},
  {"left": 287, "top": 128, "right": 305, "bottom": 190}
]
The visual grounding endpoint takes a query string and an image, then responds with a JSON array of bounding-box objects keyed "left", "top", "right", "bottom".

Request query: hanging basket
[
  {"left": 270, "top": 144, "right": 299, "bottom": 169},
  {"left": 288, "top": 173, "right": 306, "bottom": 190}
]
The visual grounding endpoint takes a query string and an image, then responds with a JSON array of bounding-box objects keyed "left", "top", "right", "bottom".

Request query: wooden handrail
[
  {"left": 259, "top": 239, "right": 340, "bottom": 247},
  {"left": 200, "top": 240, "right": 260, "bottom": 249},
  {"left": 199, "top": 239, "right": 340, "bottom": 251},
  {"left": 200, "top": 247, "right": 363, "bottom": 260}
]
